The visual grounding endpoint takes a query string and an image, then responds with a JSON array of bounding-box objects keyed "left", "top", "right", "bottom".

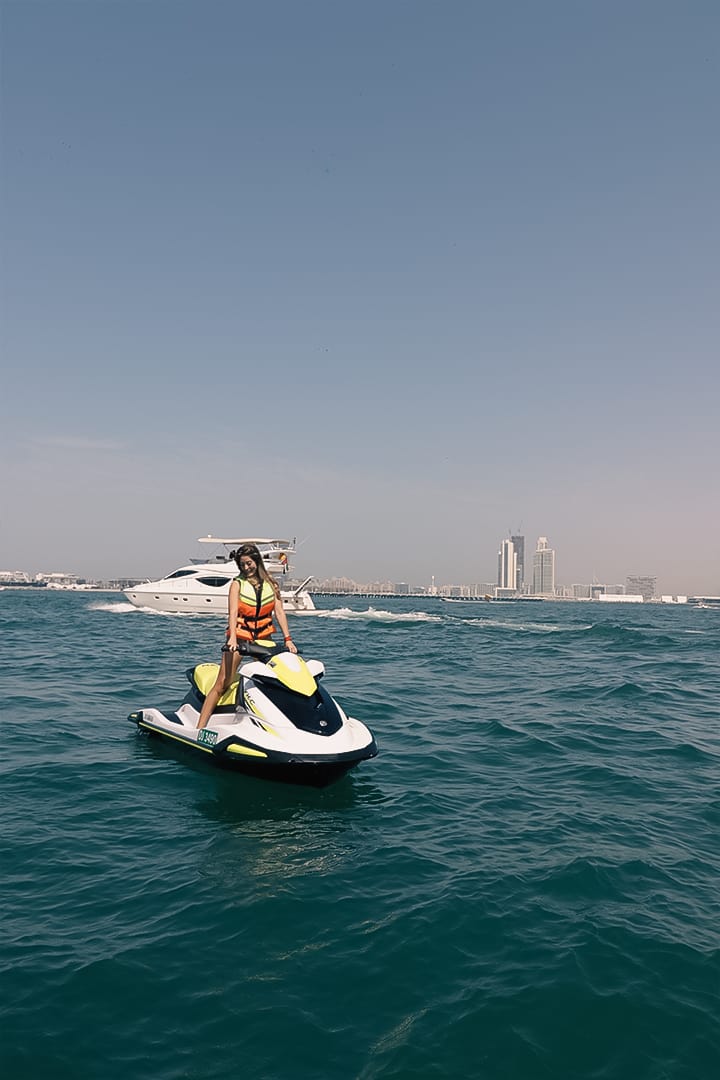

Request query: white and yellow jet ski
[{"left": 128, "top": 645, "right": 378, "bottom": 787}]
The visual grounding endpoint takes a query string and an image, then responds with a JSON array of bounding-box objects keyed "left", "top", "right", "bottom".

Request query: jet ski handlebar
[{"left": 222, "top": 641, "right": 295, "bottom": 659}]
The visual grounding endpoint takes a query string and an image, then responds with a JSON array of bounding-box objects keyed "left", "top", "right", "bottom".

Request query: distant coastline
[
  {"left": 1, "top": 574, "right": 717, "bottom": 607},
  {"left": 311, "top": 591, "right": 719, "bottom": 606}
]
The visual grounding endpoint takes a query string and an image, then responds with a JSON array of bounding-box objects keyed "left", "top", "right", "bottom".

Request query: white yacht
[{"left": 124, "top": 537, "right": 315, "bottom": 614}]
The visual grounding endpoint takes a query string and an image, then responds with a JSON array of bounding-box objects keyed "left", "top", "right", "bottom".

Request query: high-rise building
[
  {"left": 497, "top": 538, "right": 517, "bottom": 591},
  {"left": 626, "top": 575, "right": 656, "bottom": 601},
  {"left": 511, "top": 534, "right": 525, "bottom": 587},
  {"left": 532, "top": 536, "right": 556, "bottom": 595}
]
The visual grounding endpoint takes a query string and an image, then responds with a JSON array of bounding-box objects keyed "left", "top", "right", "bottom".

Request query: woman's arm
[{"left": 274, "top": 594, "right": 298, "bottom": 653}]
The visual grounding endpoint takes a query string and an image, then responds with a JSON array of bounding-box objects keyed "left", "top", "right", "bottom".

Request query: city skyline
[
  {"left": 0, "top": 524, "right": 708, "bottom": 599},
  {"left": 2, "top": 530, "right": 700, "bottom": 593},
  {"left": 2, "top": 3, "right": 718, "bottom": 595},
  {"left": 0, "top": 565, "right": 705, "bottom": 602}
]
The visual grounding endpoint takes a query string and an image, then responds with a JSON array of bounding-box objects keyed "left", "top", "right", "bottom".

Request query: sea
[{"left": 2, "top": 589, "right": 719, "bottom": 1080}]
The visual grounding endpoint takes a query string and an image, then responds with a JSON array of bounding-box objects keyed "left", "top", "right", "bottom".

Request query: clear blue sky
[{"left": 2, "top": 0, "right": 718, "bottom": 591}]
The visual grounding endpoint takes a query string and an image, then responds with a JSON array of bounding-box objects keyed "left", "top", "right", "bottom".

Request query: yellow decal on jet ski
[
  {"left": 268, "top": 654, "right": 317, "bottom": 697},
  {"left": 243, "top": 692, "right": 264, "bottom": 717},
  {"left": 225, "top": 743, "right": 268, "bottom": 758},
  {"left": 242, "top": 694, "right": 281, "bottom": 738}
]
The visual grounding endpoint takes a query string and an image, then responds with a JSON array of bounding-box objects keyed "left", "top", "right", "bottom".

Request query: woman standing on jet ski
[{"left": 196, "top": 543, "right": 298, "bottom": 729}]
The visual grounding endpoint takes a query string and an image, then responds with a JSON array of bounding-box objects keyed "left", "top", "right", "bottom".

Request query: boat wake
[
  {"left": 316, "top": 606, "right": 443, "bottom": 623},
  {"left": 86, "top": 600, "right": 207, "bottom": 616},
  {"left": 458, "top": 616, "right": 593, "bottom": 633},
  {"left": 88, "top": 600, "right": 143, "bottom": 613}
]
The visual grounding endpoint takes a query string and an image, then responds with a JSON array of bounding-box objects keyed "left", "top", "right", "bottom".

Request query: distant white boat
[
  {"left": 440, "top": 595, "right": 492, "bottom": 603},
  {"left": 46, "top": 582, "right": 97, "bottom": 591},
  {"left": 595, "top": 594, "right": 645, "bottom": 603},
  {"left": 124, "top": 536, "right": 315, "bottom": 615},
  {"left": 440, "top": 595, "right": 544, "bottom": 603}
]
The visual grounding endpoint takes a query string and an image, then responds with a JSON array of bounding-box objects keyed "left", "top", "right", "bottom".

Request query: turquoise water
[{"left": 2, "top": 591, "right": 719, "bottom": 1079}]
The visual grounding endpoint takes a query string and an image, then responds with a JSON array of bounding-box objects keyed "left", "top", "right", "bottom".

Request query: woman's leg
[{"left": 197, "top": 649, "right": 241, "bottom": 729}]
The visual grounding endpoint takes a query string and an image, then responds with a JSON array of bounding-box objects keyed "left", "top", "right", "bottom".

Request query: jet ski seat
[{"left": 191, "top": 663, "right": 241, "bottom": 709}]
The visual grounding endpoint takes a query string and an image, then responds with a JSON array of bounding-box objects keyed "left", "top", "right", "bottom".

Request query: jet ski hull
[
  {"left": 128, "top": 652, "right": 378, "bottom": 787},
  {"left": 130, "top": 708, "right": 377, "bottom": 787}
]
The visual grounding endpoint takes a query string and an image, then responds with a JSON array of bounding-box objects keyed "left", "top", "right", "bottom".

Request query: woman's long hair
[{"left": 230, "top": 543, "right": 280, "bottom": 597}]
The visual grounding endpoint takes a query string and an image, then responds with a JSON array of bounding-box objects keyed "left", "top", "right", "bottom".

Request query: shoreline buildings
[
  {"left": 511, "top": 534, "right": 525, "bottom": 589},
  {"left": 497, "top": 533, "right": 557, "bottom": 597},
  {"left": 497, "top": 538, "right": 518, "bottom": 593},
  {"left": 532, "top": 536, "right": 556, "bottom": 596},
  {"left": 626, "top": 575, "right": 657, "bottom": 602},
  {"left": 497, "top": 533, "right": 525, "bottom": 595}
]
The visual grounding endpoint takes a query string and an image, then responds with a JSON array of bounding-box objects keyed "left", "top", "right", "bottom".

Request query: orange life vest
[{"left": 234, "top": 577, "right": 277, "bottom": 641}]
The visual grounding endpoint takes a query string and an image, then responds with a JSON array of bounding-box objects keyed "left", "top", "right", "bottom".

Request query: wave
[
  {"left": 574, "top": 622, "right": 680, "bottom": 647},
  {"left": 596, "top": 680, "right": 671, "bottom": 702}
]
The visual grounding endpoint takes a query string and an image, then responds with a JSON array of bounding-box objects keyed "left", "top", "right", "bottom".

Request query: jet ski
[{"left": 128, "top": 644, "right": 378, "bottom": 787}]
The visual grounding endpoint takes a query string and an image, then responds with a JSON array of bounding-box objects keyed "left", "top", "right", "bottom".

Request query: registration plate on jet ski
[{"left": 197, "top": 729, "right": 217, "bottom": 747}]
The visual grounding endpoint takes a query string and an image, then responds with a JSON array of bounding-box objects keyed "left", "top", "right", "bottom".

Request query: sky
[{"left": 1, "top": 0, "right": 718, "bottom": 592}]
